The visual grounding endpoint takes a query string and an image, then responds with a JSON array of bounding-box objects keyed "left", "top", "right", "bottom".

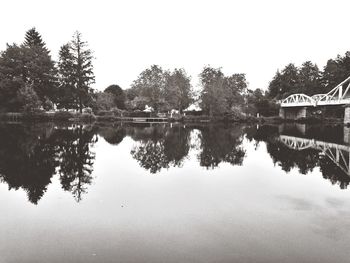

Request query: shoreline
[{"left": 0, "top": 112, "right": 346, "bottom": 125}]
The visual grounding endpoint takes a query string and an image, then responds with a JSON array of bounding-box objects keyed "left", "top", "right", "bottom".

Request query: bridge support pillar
[
  {"left": 344, "top": 126, "right": 350, "bottom": 144},
  {"left": 296, "top": 124, "right": 306, "bottom": 135},
  {"left": 344, "top": 105, "right": 350, "bottom": 124},
  {"left": 278, "top": 124, "right": 284, "bottom": 133},
  {"left": 282, "top": 107, "right": 310, "bottom": 120},
  {"left": 297, "top": 107, "right": 309, "bottom": 119},
  {"left": 279, "top": 108, "right": 285, "bottom": 119}
]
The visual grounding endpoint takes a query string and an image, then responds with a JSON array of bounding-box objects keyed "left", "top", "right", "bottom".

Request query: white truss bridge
[
  {"left": 279, "top": 135, "right": 350, "bottom": 176},
  {"left": 280, "top": 76, "right": 350, "bottom": 107}
]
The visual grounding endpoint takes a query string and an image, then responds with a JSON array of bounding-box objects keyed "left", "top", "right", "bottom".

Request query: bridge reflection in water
[
  {"left": 279, "top": 135, "right": 350, "bottom": 176},
  {"left": 245, "top": 123, "right": 350, "bottom": 189},
  {"left": 277, "top": 123, "right": 350, "bottom": 178}
]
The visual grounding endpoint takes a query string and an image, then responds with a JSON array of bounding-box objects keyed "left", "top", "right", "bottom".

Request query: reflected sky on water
[{"left": 0, "top": 122, "right": 350, "bottom": 263}]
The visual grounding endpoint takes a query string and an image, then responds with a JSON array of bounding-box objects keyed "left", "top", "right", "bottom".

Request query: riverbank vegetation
[
  {"left": 267, "top": 54, "right": 350, "bottom": 100},
  {"left": 1, "top": 28, "right": 349, "bottom": 123}
]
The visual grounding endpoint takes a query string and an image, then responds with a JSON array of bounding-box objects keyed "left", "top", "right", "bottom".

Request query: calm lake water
[{"left": 1, "top": 122, "right": 350, "bottom": 263}]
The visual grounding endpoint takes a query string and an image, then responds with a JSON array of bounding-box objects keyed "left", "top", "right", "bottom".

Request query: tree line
[
  {"left": 0, "top": 28, "right": 94, "bottom": 113},
  {"left": 97, "top": 65, "right": 250, "bottom": 117},
  {"left": 246, "top": 52, "right": 350, "bottom": 116},
  {"left": 0, "top": 28, "right": 252, "bottom": 117},
  {"left": 3, "top": 28, "right": 348, "bottom": 117},
  {"left": 267, "top": 52, "right": 350, "bottom": 100}
]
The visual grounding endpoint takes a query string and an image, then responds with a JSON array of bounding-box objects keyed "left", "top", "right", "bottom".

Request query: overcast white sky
[{"left": 1, "top": 0, "right": 349, "bottom": 91}]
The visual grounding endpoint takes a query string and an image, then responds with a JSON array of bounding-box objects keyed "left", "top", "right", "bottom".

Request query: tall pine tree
[
  {"left": 24, "top": 27, "right": 47, "bottom": 49},
  {"left": 57, "top": 44, "right": 76, "bottom": 109},
  {"left": 0, "top": 28, "right": 57, "bottom": 111},
  {"left": 22, "top": 28, "right": 57, "bottom": 104},
  {"left": 58, "top": 31, "right": 95, "bottom": 112}
]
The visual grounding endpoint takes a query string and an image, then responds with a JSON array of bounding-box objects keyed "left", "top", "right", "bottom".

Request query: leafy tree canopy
[{"left": 104, "top": 84, "right": 126, "bottom": 109}]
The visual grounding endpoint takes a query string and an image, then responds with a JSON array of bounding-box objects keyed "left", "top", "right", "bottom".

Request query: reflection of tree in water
[
  {"left": 265, "top": 141, "right": 319, "bottom": 174},
  {"left": 56, "top": 125, "right": 97, "bottom": 202},
  {"left": 245, "top": 125, "right": 279, "bottom": 149},
  {"left": 3, "top": 121, "right": 350, "bottom": 205},
  {"left": 0, "top": 124, "right": 97, "bottom": 204},
  {"left": 319, "top": 155, "right": 350, "bottom": 189},
  {"left": 164, "top": 126, "right": 191, "bottom": 166},
  {"left": 248, "top": 125, "right": 350, "bottom": 189},
  {"left": 98, "top": 125, "right": 126, "bottom": 145},
  {"left": 130, "top": 125, "right": 191, "bottom": 173},
  {"left": 131, "top": 141, "right": 169, "bottom": 173},
  {"left": 198, "top": 125, "right": 245, "bottom": 169},
  {"left": 0, "top": 124, "right": 58, "bottom": 204},
  {"left": 129, "top": 124, "right": 246, "bottom": 172},
  {"left": 246, "top": 124, "right": 321, "bottom": 174}
]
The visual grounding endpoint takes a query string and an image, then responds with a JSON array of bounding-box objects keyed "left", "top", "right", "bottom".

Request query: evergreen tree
[
  {"left": 279, "top": 63, "right": 299, "bottom": 98},
  {"left": 298, "top": 61, "right": 321, "bottom": 95},
  {"left": 57, "top": 44, "right": 76, "bottom": 109},
  {"left": 322, "top": 52, "right": 350, "bottom": 90},
  {"left": 57, "top": 31, "right": 95, "bottom": 112},
  {"left": 0, "top": 38, "right": 56, "bottom": 111},
  {"left": 71, "top": 31, "right": 95, "bottom": 112},
  {"left": 23, "top": 27, "right": 47, "bottom": 50},
  {"left": 267, "top": 70, "right": 282, "bottom": 99},
  {"left": 22, "top": 28, "right": 57, "bottom": 102},
  {"left": 267, "top": 64, "right": 299, "bottom": 100}
]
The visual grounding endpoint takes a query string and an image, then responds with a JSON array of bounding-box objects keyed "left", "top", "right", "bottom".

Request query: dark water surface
[{"left": 0, "top": 122, "right": 350, "bottom": 263}]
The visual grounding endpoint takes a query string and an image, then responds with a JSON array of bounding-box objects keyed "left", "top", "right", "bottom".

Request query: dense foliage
[
  {"left": 199, "top": 66, "right": 248, "bottom": 116},
  {"left": 1, "top": 28, "right": 349, "bottom": 117},
  {"left": 57, "top": 31, "right": 95, "bottom": 112},
  {"left": 0, "top": 28, "right": 57, "bottom": 111},
  {"left": 0, "top": 29, "right": 94, "bottom": 113},
  {"left": 267, "top": 52, "right": 350, "bottom": 100}
]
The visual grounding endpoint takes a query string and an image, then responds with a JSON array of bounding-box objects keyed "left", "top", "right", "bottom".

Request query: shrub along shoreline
[{"left": 0, "top": 111, "right": 345, "bottom": 125}]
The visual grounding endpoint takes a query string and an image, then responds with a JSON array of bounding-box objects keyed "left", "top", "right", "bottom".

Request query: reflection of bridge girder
[
  {"left": 279, "top": 135, "right": 313, "bottom": 150},
  {"left": 279, "top": 135, "right": 350, "bottom": 176}
]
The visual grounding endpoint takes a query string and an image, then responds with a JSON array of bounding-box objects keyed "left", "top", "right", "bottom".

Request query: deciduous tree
[
  {"left": 199, "top": 66, "right": 227, "bottom": 116},
  {"left": 164, "top": 68, "right": 192, "bottom": 112},
  {"left": 224, "top": 73, "right": 247, "bottom": 109},
  {"left": 104, "top": 84, "right": 125, "bottom": 109},
  {"left": 131, "top": 65, "right": 166, "bottom": 111}
]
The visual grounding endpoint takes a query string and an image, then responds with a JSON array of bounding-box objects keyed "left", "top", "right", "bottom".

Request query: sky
[{"left": 1, "top": 0, "right": 350, "bottom": 91}]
